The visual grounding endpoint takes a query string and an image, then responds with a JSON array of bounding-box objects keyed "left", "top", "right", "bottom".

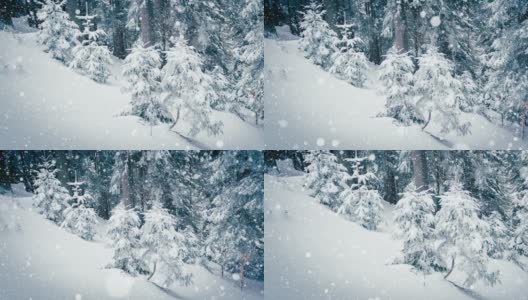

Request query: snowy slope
[
  {"left": 264, "top": 174, "right": 528, "bottom": 300},
  {"left": 0, "top": 191, "right": 263, "bottom": 300},
  {"left": 264, "top": 31, "right": 528, "bottom": 150},
  {"left": 0, "top": 24, "right": 264, "bottom": 150}
]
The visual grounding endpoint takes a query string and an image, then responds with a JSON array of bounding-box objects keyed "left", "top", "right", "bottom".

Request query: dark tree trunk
[
  {"left": 394, "top": 1, "right": 405, "bottom": 53},
  {"left": 122, "top": 153, "right": 130, "bottom": 208},
  {"left": 323, "top": 0, "right": 339, "bottom": 32},
  {"left": 411, "top": 151, "right": 428, "bottom": 192},
  {"left": 139, "top": 0, "right": 153, "bottom": 46}
]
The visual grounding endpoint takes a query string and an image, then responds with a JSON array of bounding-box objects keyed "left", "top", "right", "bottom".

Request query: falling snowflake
[
  {"left": 278, "top": 120, "right": 288, "bottom": 128},
  {"left": 232, "top": 273, "right": 241, "bottom": 281},
  {"left": 430, "top": 16, "right": 441, "bottom": 27},
  {"left": 215, "top": 140, "right": 224, "bottom": 148},
  {"left": 316, "top": 138, "right": 325, "bottom": 147},
  {"left": 420, "top": 11, "right": 426, "bottom": 18},
  {"left": 305, "top": 252, "right": 312, "bottom": 258},
  {"left": 75, "top": 294, "right": 82, "bottom": 300}
]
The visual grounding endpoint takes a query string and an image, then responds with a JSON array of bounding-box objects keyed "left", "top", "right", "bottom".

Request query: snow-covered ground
[
  {"left": 0, "top": 20, "right": 264, "bottom": 150},
  {"left": 264, "top": 174, "right": 528, "bottom": 300},
  {"left": 264, "top": 27, "right": 528, "bottom": 150},
  {"left": 0, "top": 187, "right": 263, "bottom": 300}
]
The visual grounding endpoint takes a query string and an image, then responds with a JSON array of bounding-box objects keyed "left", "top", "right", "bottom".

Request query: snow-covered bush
[
  {"left": 393, "top": 183, "right": 436, "bottom": 273},
  {"left": 483, "top": 211, "right": 510, "bottom": 259},
  {"left": 62, "top": 202, "right": 98, "bottom": 240},
  {"left": 106, "top": 204, "right": 145, "bottom": 275},
  {"left": 329, "top": 30, "right": 369, "bottom": 87},
  {"left": 338, "top": 155, "right": 383, "bottom": 230},
  {"left": 510, "top": 191, "right": 528, "bottom": 258},
  {"left": 414, "top": 46, "right": 470, "bottom": 135},
  {"left": 457, "top": 71, "right": 479, "bottom": 113},
  {"left": 140, "top": 201, "right": 192, "bottom": 287},
  {"left": 122, "top": 42, "right": 171, "bottom": 129},
  {"left": 37, "top": 0, "right": 79, "bottom": 62},
  {"left": 304, "top": 151, "right": 349, "bottom": 210},
  {"left": 298, "top": 2, "right": 337, "bottom": 69},
  {"left": 436, "top": 181, "right": 500, "bottom": 287},
  {"left": 32, "top": 160, "right": 70, "bottom": 223},
  {"left": 70, "top": 10, "right": 112, "bottom": 83},
  {"left": 61, "top": 182, "right": 98, "bottom": 240},
  {"left": 379, "top": 47, "right": 417, "bottom": 125},
  {"left": 161, "top": 37, "right": 222, "bottom": 137}
]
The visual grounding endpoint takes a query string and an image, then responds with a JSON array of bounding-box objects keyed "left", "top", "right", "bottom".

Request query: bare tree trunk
[
  {"left": 421, "top": 110, "right": 432, "bottom": 131},
  {"left": 394, "top": 1, "right": 405, "bottom": 53},
  {"left": 444, "top": 256, "right": 455, "bottom": 279},
  {"left": 148, "top": 262, "right": 157, "bottom": 280},
  {"left": 122, "top": 153, "right": 130, "bottom": 208},
  {"left": 169, "top": 106, "right": 181, "bottom": 130},
  {"left": 323, "top": 0, "right": 339, "bottom": 32},
  {"left": 411, "top": 151, "right": 428, "bottom": 192},
  {"left": 139, "top": 0, "right": 152, "bottom": 46}
]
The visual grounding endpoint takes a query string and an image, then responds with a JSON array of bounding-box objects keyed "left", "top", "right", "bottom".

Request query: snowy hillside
[
  {"left": 0, "top": 190, "right": 263, "bottom": 300},
  {"left": 0, "top": 24, "right": 264, "bottom": 150},
  {"left": 264, "top": 31, "right": 528, "bottom": 150},
  {"left": 264, "top": 174, "right": 528, "bottom": 300}
]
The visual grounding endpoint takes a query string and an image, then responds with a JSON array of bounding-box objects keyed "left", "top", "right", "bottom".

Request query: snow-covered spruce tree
[
  {"left": 457, "top": 71, "right": 480, "bottom": 113},
  {"left": 483, "top": 211, "right": 510, "bottom": 259},
  {"left": 436, "top": 181, "right": 500, "bottom": 287},
  {"left": 32, "top": 160, "right": 70, "bottom": 223},
  {"left": 329, "top": 21, "right": 369, "bottom": 87},
  {"left": 338, "top": 155, "right": 383, "bottom": 230},
  {"left": 304, "top": 151, "right": 349, "bottom": 210},
  {"left": 379, "top": 47, "right": 417, "bottom": 125},
  {"left": 161, "top": 37, "right": 222, "bottom": 137},
  {"left": 106, "top": 203, "right": 145, "bottom": 275},
  {"left": 122, "top": 42, "right": 172, "bottom": 132},
  {"left": 235, "top": 0, "right": 264, "bottom": 125},
  {"left": 414, "top": 46, "right": 470, "bottom": 135},
  {"left": 36, "top": 0, "right": 79, "bottom": 62},
  {"left": 140, "top": 201, "right": 192, "bottom": 287},
  {"left": 69, "top": 8, "right": 112, "bottom": 83},
  {"left": 298, "top": 2, "right": 337, "bottom": 69},
  {"left": 61, "top": 180, "right": 98, "bottom": 240},
  {"left": 393, "top": 183, "right": 436, "bottom": 273},
  {"left": 205, "top": 151, "right": 264, "bottom": 283},
  {"left": 510, "top": 191, "right": 528, "bottom": 258}
]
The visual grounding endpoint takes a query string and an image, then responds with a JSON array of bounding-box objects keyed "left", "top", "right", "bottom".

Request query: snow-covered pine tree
[
  {"left": 235, "top": 0, "right": 264, "bottom": 125},
  {"left": 32, "top": 160, "right": 70, "bottom": 223},
  {"left": 436, "top": 181, "right": 500, "bottom": 287},
  {"left": 483, "top": 211, "right": 510, "bottom": 259},
  {"left": 393, "top": 183, "right": 436, "bottom": 273},
  {"left": 106, "top": 203, "right": 145, "bottom": 275},
  {"left": 379, "top": 47, "right": 417, "bottom": 125},
  {"left": 510, "top": 191, "right": 528, "bottom": 258},
  {"left": 329, "top": 20, "right": 369, "bottom": 87},
  {"left": 205, "top": 151, "right": 264, "bottom": 283},
  {"left": 37, "top": 0, "right": 79, "bottom": 62},
  {"left": 69, "top": 6, "right": 112, "bottom": 83},
  {"left": 122, "top": 42, "right": 171, "bottom": 133},
  {"left": 304, "top": 150, "right": 349, "bottom": 210},
  {"left": 457, "top": 71, "right": 479, "bottom": 113},
  {"left": 140, "top": 201, "right": 192, "bottom": 287},
  {"left": 61, "top": 178, "right": 98, "bottom": 240},
  {"left": 338, "top": 155, "right": 383, "bottom": 230},
  {"left": 298, "top": 2, "right": 337, "bottom": 69},
  {"left": 414, "top": 46, "right": 470, "bottom": 135},
  {"left": 161, "top": 37, "right": 222, "bottom": 137}
]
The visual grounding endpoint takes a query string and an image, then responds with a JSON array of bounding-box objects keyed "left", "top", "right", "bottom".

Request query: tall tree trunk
[
  {"left": 394, "top": 1, "right": 405, "bottom": 53},
  {"left": 411, "top": 151, "right": 428, "bottom": 192},
  {"left": 323, "top": 0, "right": 339, "bottom": 32},
  {"left": 122, "top": 153, "right": 130, "bottom": 208},
  {"left": 139, "top": 0, "right": 153, "bottom": 46},
  {"left": 444, "top": 256, "right": 455, "bottom": 279}
]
